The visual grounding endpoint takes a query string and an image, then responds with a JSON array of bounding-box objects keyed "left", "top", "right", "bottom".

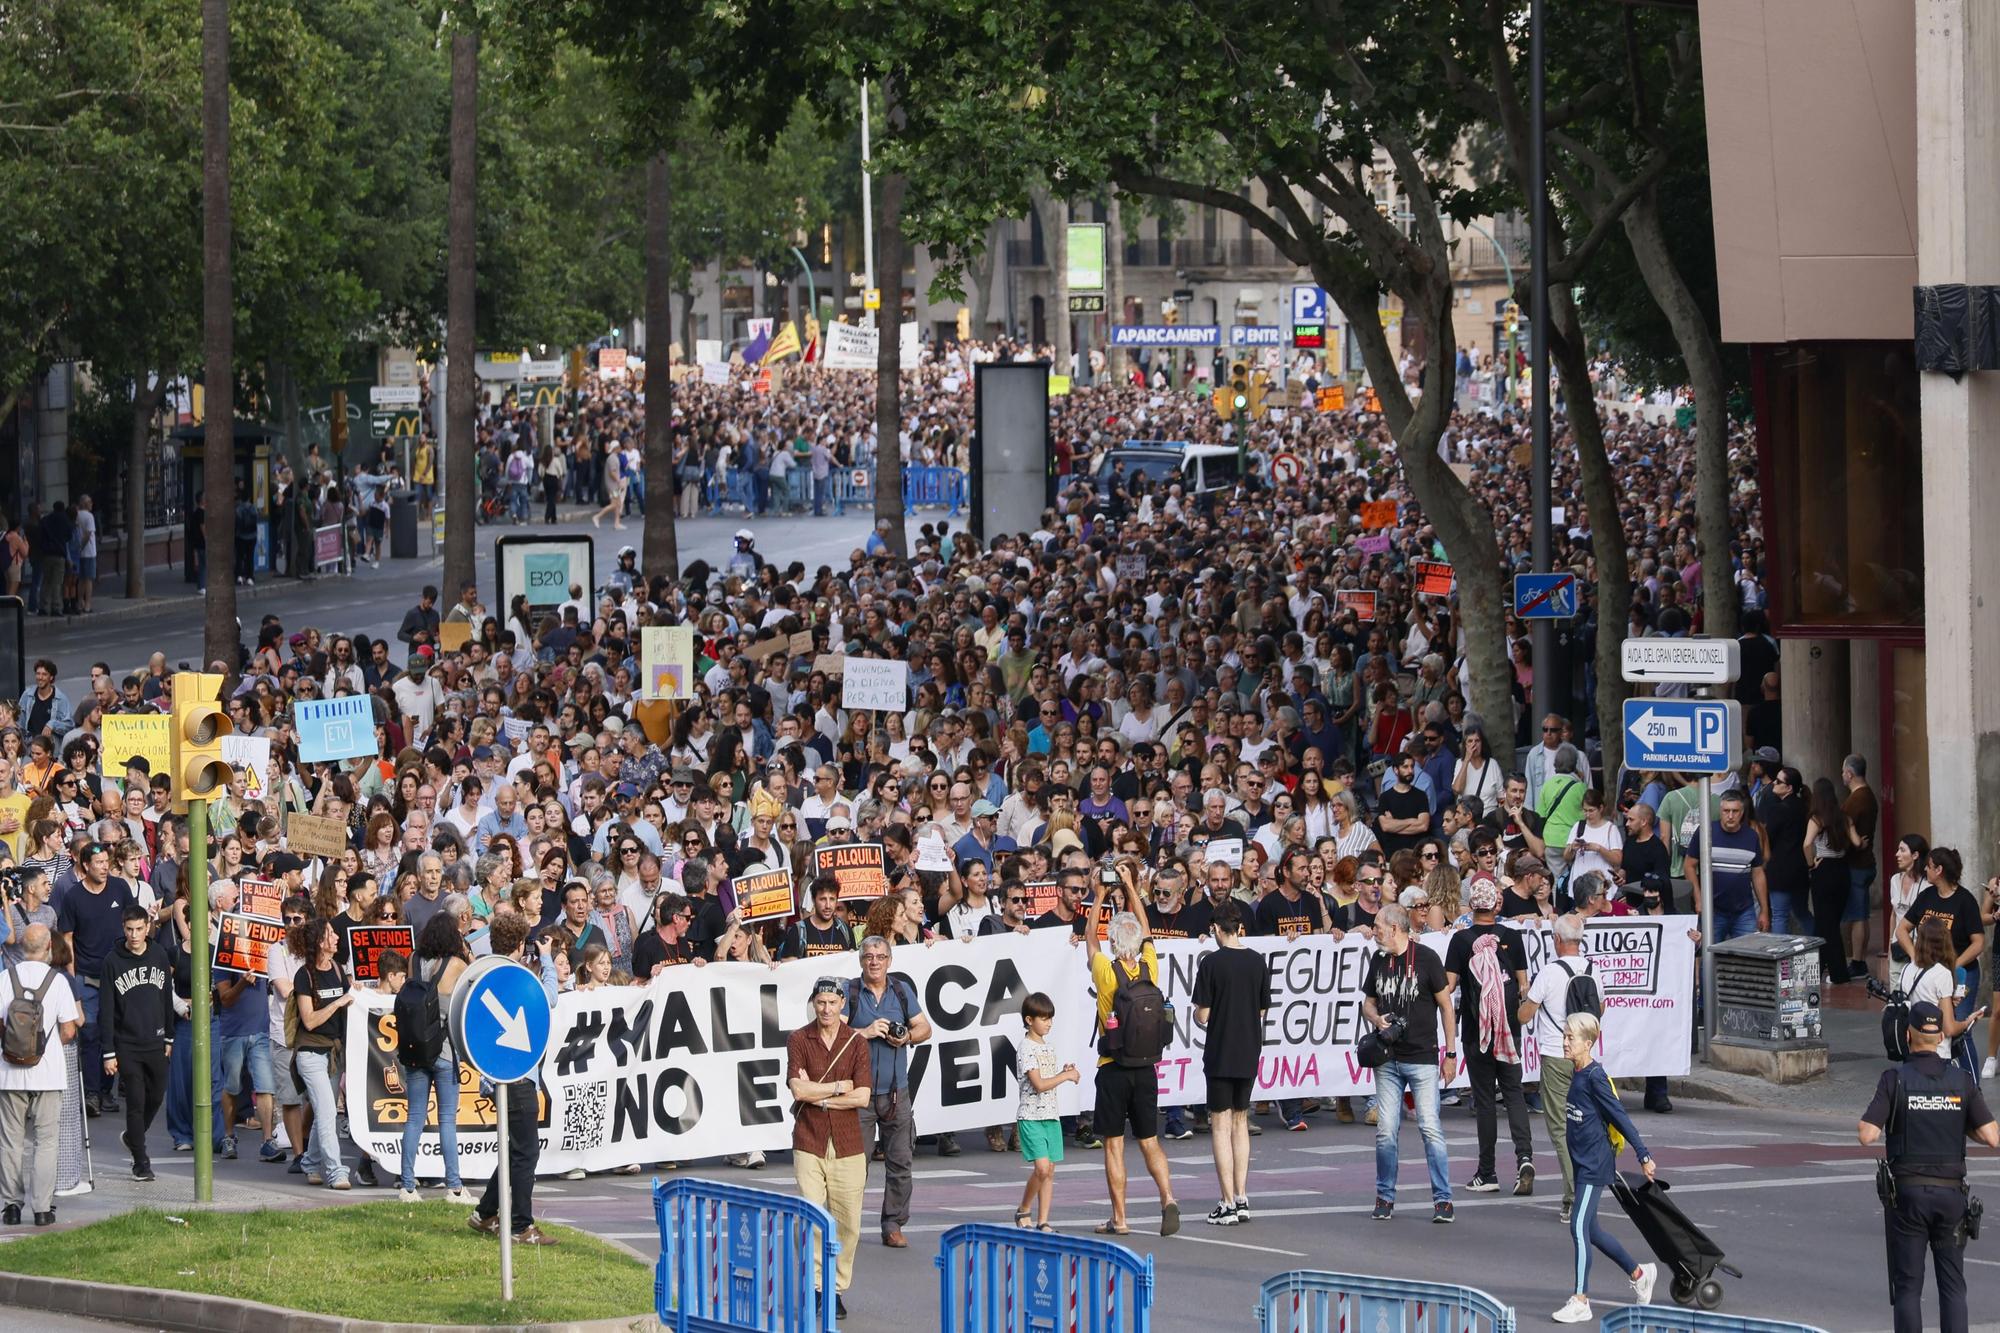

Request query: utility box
[{"left": 1708, "top": 933, "right": 1827, "bottom": 1084}]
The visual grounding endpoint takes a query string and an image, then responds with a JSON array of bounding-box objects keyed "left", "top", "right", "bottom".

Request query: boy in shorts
[{"left": 1014, "top": 991, "right": 1078, "bottom": 1230}]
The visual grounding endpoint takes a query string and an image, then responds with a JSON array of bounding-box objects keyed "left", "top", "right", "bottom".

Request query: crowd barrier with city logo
[
  {"left": 1254, "top": 1270, "right": 1518, "bottom": 1333},
  {"left": 653, "top": 1177, "right": 838, "bottom": 1333},
  {"left": 935, "top": 1222, "right": 1155, "bottom": 1333}
]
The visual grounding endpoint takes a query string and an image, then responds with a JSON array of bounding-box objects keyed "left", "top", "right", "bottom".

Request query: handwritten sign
[
  {"left": 1335, "top": 590, "right": 1378, "bottom": 622},
  {"left": 812, "top": 653, "right": 846, "bottom": 677},
  {"left": 238, "top": 877, "right": 284, "bottom": 922},
  {"left": 841, "top": 658, "right": 909, "bottom": 712},
  {"left": 812, "top": 842, "right": 890, "bottom": 903},
  {"left": 733, "top": 868, "right": 796, "bottom": 926},
  {"left": 788, "top": 630, "right": 815, "bottom": 657},
  {"left": 1359, "top": 500, "right": 1398, "bottom": 530},
  {"left": 1412, "top": 559, "right": 1456, "bottom": 597},
  {"left": 349, "top": 925, "right": 416, "bottom": 984},
  {"left": 1115, "top": 555, "right": 1147, "bottom": 583},
  {"left": 285, "top": 811, "right": 350, "bottom": 860},
  {"left": 212, "top": 913, "right": 288, "bottom": 978},
  {"left": 1354, "top": 534, "right": 1391, "bottom": 556},
  {"left": 438, "top": 621, "right": 473, "bottom": 652},
  {"left": 745, "top": 635, "right": 790, "bottom": 663},
  {"left": 100, "top": 714, "right": 171, "bottom": 778},
  {"left": 641, "top": 625, "right": 696, "bottom": 700}
]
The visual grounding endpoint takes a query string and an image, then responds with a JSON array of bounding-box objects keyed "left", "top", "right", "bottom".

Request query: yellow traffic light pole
[{"left": 171, "top": 672, "right": 230, "bottom": 1203}]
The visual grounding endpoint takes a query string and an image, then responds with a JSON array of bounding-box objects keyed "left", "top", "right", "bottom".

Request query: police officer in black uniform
[{"left": 1859, "top": 1000, "right": 1998, "bottom": 1333}]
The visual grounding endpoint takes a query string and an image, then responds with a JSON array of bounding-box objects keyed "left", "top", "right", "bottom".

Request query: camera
[
  {"left": 885, "top": 1021, "right": 908, "bottom": 1041},
  {"left": 1865, "top": 977, "right": 1901, "bottom": 1005}
]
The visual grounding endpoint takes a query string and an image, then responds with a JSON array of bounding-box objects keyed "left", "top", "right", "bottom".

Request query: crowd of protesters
[{"left": 2, "top": 343, "right": 1986, "bottom": 1324}]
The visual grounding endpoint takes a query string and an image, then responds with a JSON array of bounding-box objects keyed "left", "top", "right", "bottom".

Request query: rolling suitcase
[{"left": 1612, "top": 1172, "right": 1743, "bottom": 1309}]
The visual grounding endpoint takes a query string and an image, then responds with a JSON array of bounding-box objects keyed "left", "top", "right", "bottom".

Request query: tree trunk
[
  {"left": 1550, "top": 287, "right": 1631, "bottom": 795},
  {"left": 443, "top": 28, "right": 478, "bottom": 601},
  {"left": 1105, "top": 195, "right": 1126, "bottom": 382},
  {"left": 966, "top": 219, "right": 999, "bottom": 340},
  {"left": 1041, "top": 192, "right": 1071, "bottom": 374},
  {"left": 643, "top": 152, "right": 679, "bottom": 580},
  {"left": 201, "top": 0, "right": 236, "bottom": 667},
  {"left": 126, "top": 375, "right": 164, "bottom": 601},
  {"left": 679, "top": 286, "right": 695, "bottom": 361},
  {"left": 872, "top": 165, "right": 908, "bottom": 555},
  {"left": 1622, "top": 191, "right": 1735, "bottom": 639}
]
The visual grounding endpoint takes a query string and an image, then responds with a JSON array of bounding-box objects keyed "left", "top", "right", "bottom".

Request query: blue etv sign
[
  {"left": 448, "top": 955, "right": 552, "bottom": 1083},
  {"left": 1230, "top": 326, "right": 1284, "bottom": 346},
  {"left": 1292, "top": 285, "right": 1329, "bottom": 323},
  {"left": 1513, "top": 572, "right": 1579, "bottom": 620},
  {"left": 294, "top": 695, "right": 379, "bottom": 763},
  {"left": 1110, "top": 325, "right": 1220, "bottom": 348},
  {"left": 1622, "top": 698, "right": 1742, "bottom": 774}
]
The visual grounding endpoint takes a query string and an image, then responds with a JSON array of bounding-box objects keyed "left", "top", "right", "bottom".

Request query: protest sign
[
  {"left": 1024, "top": 880, "right": 1062, "bottom": 917},
  {"left": 1335, "top": 590, "right": 1377, "bottom": 622},
  {"left": 1114, "top": 554, "right": 1147, "bottom": 583},
  {"left": 1354, "top": 533, "right": 1391, "bottom": 556},
  {"left": 294, "top": 695, "right": 379, "bottom": 763},
  {"left": 1204, "top": 837, "right": 1244, "bottom": 868},
  {"left": 745, "top": 634, "right": 790, "bottom": 662},
  {"left": 1412, "top": 559, "right": 1455, "bottom": 596},
  {"left": 345, "top": 932, "right": 1090, "bottom": 1180},
  {"left": 812, "top": 842, "right": 889, "bottom": 902},
  {"left": 100, "top": 714, "right": 171, "bottom": 778},
  {"left": 349, "top": 925, "right": 416, "bottom": 984},
  {"left": 841, "top": 658, "right": 909, "bottom": 711},
  {"left": 222, "top": 734, "right": 273, "bottom": 804},
  {"left": 811, "top": 653, "right": 846, "bottom": 677},
  {"left": 1359, "top": 500, "right": 1398, "bottom": 529},
  {"left": 438, "top": 621, "right": 473, "bottom": 652},
  {"left": 914, "top": 836, "right": 955, "bottom": 873},
  {"left": 733, "top": 868, "right": 796, "bottom": 926},
  {"left": 237, "top": 877, "right": 284, "bottom": 922},
  {"left": 285, "top": 811, "right": 351, "bottom": 860},
  {"left": 788, "top": 630, "right": 815, "bottom": 657},
  {"left": 212, "top": 913, "right": 288, "bottom": 978},
  {"left": 640, "top": 625, "right": 696, "bottom": 700}
]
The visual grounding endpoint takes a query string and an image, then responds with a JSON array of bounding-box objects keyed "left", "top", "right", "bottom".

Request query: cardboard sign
[
  {"left": 238, "top": 877, "right": 285, "bottom": 922},
  {"left": 100, "top": 714, "right": 171, "bottom": 779},
  {"left": 733, "top": 867, "right": 796, "bottom": 926},
  {"left": 286, "top": 811, "right": 351, "bottom": 860},
  {"left": 841, "top": 658, "right": 909, "bottom": 712},
  {"left": 812, "top": 842, "right": 890, "bottom": 902},
  {"left": 1115, "top": 555, "right": 1147, "bottom": 583},
  {"left": 1413, "top": 559, "right": 1456, "bottom": 597},
  {"left": 1025, "top": 879, "right": 1062, "bottom": 918},
  {"left": 349, "top": 925, "right": 416, "bottom": 984},
  {"left": 788, "top": 630, "right": 815, "bottom": 657},
  {"left": 641, "top": 625, "right": 696, "bottom": 701},
  {"left": 745, "top": 635, "right": 790, "bottom": 663},
  {"left": 812, "top": 653, "right": 846, "bottom": 677},
  {"left": 1335, "top": 590, "right": 1378, "bottom": 622},
  {"left": 213, "top": 912, "right": 288, "bottom": 978},
  {"left": 1359, "top": 500, "right": 1398, "bottom": 530},
  {"left": 438, "top": 621, "right": 473, "bottom": 651}
]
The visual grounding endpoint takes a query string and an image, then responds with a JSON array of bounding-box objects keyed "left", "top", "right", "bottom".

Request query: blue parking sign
[{"left": 294, "top": 695, "right": 379, "bottom": 763}]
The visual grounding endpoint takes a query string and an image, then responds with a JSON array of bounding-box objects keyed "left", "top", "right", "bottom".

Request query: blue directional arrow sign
[
  {"left": 1513, "top": 572, "right": 1578, "bottom": 620},
  {"left": 1622, "top": 698, "right": 1742, "bottom": 774},
  {"left": 448, "top": 955, "right": 552, "bottom": 1084}
]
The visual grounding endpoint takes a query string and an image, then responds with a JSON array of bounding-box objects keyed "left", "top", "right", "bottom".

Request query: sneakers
[
  {"left": 1285, "top": 1117, "right": 1308, "bottom": 1132},
  {"left": 938, "top": 1133, "right": 962, "bottom": 1157},
  {"left": 1464, "top": 1173, "right": 1500, "bottom": 1193},
  {"left": 513, "top": 1224, "right": 559, "bottom": 1246},
  {"left": 1371, "top": 1197, "right": 1393, "bottom": 1221},
  {"left": 1440, "top": 1091, "right": 1464, "bottom": 1108},
  {"left": 468, "top": 1212, "right": 501, "bottom": 1236},
  {"left": 258, "top": 1139, "right": 286, "bottom": 1163},
  {"left": 1234, "top": 1195, "right": 1251, "bottom": 1222},
  {"left": 220, "top": 1137, "right": 238, "bottom": 1160},
  {"left": 1164, "top": 1125, "right": 1195, "bottom": 1142},
  {"left": 1552, "top": 1296, "right": 1592, "bottom": 1324},
  {"left": 986, "top": 1128, "right": 1008, "bottom": 1153},
  {"left": 1515, "top": 1162, "right": 1536, "bottom": 1196},
  {"left": 562, "top": 1167, "right": 588, "bottom": 1180},
  {"left": 306, "top": 1173, "right": 325, "bottom": 1187},
  {"left": 1432, "top": 1202, "right": 1455, "bottom": 1224},
  {"left": 1631, "top": 1263, "right": 1658, "bottom": 1306},
  {"left": 354, "top": 1159, "right": 379, "bottom": 1188},
  {"left": 1558, "top": 1200, "right": 1572, "bottom": 1226},
  {"left": 444, "top": 1187, "right": 476, "bottom": 1206},
  {"left": 329, "top": 1177, "right": 353, "bottom": 1191},
  {"left": 174, "top": 1142, "right": 193, "bottom": 1154},
  {"left": 1984, "top": 1057, "right": 1999, "bottom": 1080},
  {"left": 1074, "top": 1129, "right": 1102, "bottom": 1150},
  {"left": 287, "top": 1155, "right": 305, "bottom": 1175},
  {"left": 132, "top": 1164, "right": 155, "bottom": 1183},
  {"left": 398, "top": 1188, "right": 422, "bottom": 1203},
  {"left": 1205, "top": 1201, "right": 1241, "bottom": 1227}
]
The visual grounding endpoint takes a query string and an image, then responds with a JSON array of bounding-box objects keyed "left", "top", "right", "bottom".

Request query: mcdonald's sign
[
  {"left": 527, "top": 383, "right": 562, "bottom": 408},
  {"left": 371, "top": 409, "right": 423, "bottom": 440}
]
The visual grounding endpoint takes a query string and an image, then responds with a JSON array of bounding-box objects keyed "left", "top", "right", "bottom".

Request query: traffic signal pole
[
  {"left": 1528, "top": 0, "right": 1556, "bottom": 732},
  {"left": 189, "top": 793, "right": 213, "bottom": 1202}
]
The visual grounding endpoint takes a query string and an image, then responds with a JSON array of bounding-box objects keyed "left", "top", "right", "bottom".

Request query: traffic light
[
  {"left": 329, "top": 389, "right": 348, "bottom": 456},
  {"left": 170, "top": 671, "right": 231, "bottom": 812},
  {"left": 1248, "top": 369, "right": 1270, "bottom": 418},
  {"left": 1228, "top": 362, "right": 1250, "bottom": 415},
  {"left": 1212, "top": 386, "right": 1234, "bottom": 421}
]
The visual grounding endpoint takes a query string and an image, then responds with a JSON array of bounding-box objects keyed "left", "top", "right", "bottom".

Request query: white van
[{"left": 1089, "top": 440, "right": 1242, "bottom": 516}]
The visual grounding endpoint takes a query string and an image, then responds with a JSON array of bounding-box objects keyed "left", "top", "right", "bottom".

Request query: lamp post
[{"left": 1529, "top": 0, "right": 1556, "bottom": 730}]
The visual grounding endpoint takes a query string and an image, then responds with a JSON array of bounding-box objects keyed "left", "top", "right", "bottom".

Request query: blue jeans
[
  {"left": 295, "top": 1048, "right": 351, "bottom": 1185},
  {"left": 1713, "top": 902, "right": 1760, "bottom": 943},
  {"left": 1274, "top": 1098, "right": 1303, "bottom": 1127},
  {"left": 165, "top": 1015, "right": 223, "bottom": 1148},
  {"left": 399, "top": 1054, "right": 463, "bottom": 1190},
  {"left": 1373, "top": 1060, "right": 1451, "bottom": 1204},
  {"left": 1768, "top": 890, "right": 1805, "bottom": 936},
  {"left": 77, "top": 984, "right": 105, "bottom": 1098}
]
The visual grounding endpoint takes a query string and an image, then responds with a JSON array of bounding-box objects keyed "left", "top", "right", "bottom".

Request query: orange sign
[
  {"left": 812, "top": 842, "right": 890, "bottom": 902},
  {"left": 1315, "top": 385, "right": 1346, "bottom": 412},
  {"left": 1413, "top": 559, "right": 1455, "bottom": 597},
  {"left": 238, "top": 877, "right": 284, "bottom": 922},
  {"left": 1359, "top": 500, "right": 1398, "bottom": 530},
  {"left": 1335, "top": 590, "right": 1377, "bottom": 622},
  {"left": 1025, "top": 880, "right": 1061, "bottom": 918},
  {"left": 734, "top": 867, "right": 796, "bottom": 925},
  {"left": 1363, "top": 387, "right": 1382, "bottom": 413},
  {"left": 213, "top": 913, "right": 288, "bottom": 977}
]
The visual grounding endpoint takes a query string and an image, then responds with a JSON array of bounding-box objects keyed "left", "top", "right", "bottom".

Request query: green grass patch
[{"left": 0, "top": 1202, "right": 655, "bottom": 1326}]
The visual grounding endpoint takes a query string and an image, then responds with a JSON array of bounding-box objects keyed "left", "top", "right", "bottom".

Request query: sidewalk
[{"left": 1670, "top": 970, "right": 1899, "bottom": 1117}]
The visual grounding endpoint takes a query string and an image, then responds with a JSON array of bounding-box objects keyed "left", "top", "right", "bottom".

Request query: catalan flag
[{"left": 765, "top": 320, "right": 802, "bottom": 362}]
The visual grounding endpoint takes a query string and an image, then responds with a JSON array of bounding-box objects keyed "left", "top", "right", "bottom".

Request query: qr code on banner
[{"left": 561, "top": 1081, "right": 610, "bottom": 1153}]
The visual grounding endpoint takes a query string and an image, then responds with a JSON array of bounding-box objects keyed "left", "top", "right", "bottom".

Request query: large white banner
[
  {"left": 347, "top": 932, "right": 1093, "bottom": 1181},
  {"left": 1140, "top": 915, "right": 1697, "bottom": 1107}
]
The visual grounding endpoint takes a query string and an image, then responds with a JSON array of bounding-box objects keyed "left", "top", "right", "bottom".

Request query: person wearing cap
[
  {"left": 1859, "top": 998, "right": 1997, "bottom": 1333},
  {"left": 951, "top": 799, "right": 1014, "bottom": 875},
  {"left": 1443, "top": 875, "right": 1535, "bottom": 1197},
  {"left": 392, "top": 645, "right": 444, "bottom": 740}
]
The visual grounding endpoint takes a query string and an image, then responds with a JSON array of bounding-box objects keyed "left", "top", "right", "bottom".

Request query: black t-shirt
[
  {"left": 777, "top": 918, "right": 853, "bottom": 959},
  {"left": 1377, "top": 784, "right": 1431, "bottom": 855},
  {"left": 1176, "top": 897, "right": 1216, "bottom": 939},
  {"left": 1621, "top": 835, "right": 1673, "bottom": 902},
  {"left": 56, "top": 877, "right": 139, "bottom": 979},
  {"left": 292, "top": 963, "right": 349, "bottom": 1043},
  {"left": 1033, "top": 908, "right": 1088, "bottom": 938},
  {"left": 1364, "top": 942, "right": 1448, "bottom": 1062},
  {"left": 1253, "top": 889, "right": 1324, "bottom": 939},
  {"left": 686, "top": 894, "right": 729, "bottom": 955},
  {"left": 1338, "top": 899, "right": 1379, "bottom": 932},
  {"left": 632, "top": 928, "right": 695, "bottom": 977},
  {"left": 1192, "top": 944, "right": 1269, "bottom": 1079},
  {"left": 975, "top": 914, "right": 1022, "bottom": 937},
  {"left": 1903, "top": 886, "right": 1985, "bottom": 962},
  {"left": 1442, "top": 922, "right": 1528, "bottom": 1050},
  {"left": 1146, "top": 902, "right": 1201, "bottom": 940}
]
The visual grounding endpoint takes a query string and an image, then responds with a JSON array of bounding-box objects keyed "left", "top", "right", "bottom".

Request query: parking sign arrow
[{"left": 1633, "top": 706, "right": 1691, "bottom": 747}]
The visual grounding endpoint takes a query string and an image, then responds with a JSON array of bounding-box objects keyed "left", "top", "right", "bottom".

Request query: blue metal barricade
[
  {"left": 901, "top": 465, "right": 967, "bottom": 515},
  {"left": 831, "top": 466, "right": 876, "bottom": 516},
  {"left": 935, "top": 1222, "right": 1153, "bottom": 1333},
  {"left": 1598, "top": 1311, "right": 1827, "bottom": 1333},
  {"left": 1256, "top": 1271, "right": 1517, "bottom": 1333},
  {"left": 653, "top": 1177, "right": 838, "bottom": 1333}
]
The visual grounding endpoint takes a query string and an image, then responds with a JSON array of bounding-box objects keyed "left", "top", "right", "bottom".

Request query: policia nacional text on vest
[{"left": 1858, "top": 999, "right": 1998, "bottom": 1333}]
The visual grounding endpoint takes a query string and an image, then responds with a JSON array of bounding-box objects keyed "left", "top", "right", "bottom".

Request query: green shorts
[{"left": 1017, "top": 1118, "right": 1065, "bottom": 1164}]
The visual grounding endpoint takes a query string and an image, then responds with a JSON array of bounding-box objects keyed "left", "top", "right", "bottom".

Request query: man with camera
[
  {"left": 1859, "top": 1000, "right": 1997, "bottom": 1333},
  {"left": 1360, "top": 901, "right": 1456, "bottom": 1223},
  {"left": 845, "top": 934, "right": 930, "bottom": 1248}
]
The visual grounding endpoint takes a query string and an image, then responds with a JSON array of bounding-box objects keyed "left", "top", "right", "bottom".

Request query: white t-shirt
[
  {"left": 266, "top": 940, "right": 297, "bottom": 1046},
  {"left": 0, "top": 961, "right": 80, "bottom": 1092},
  {"left": 1017, "top": 1033, "right": 1062, "bottom": 1121},
  {"left": 1526, "top": 956, "right": 1593, "bottom": 1058},
  {"left": 1568, "top": 820, "right": 1624, "bottom": 884},
  {"left": 1899, "top": 962, "right": 1958, "bottom": 1061}
]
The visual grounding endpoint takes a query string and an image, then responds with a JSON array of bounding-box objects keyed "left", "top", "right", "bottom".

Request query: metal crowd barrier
[
  {"left": 831, "top": 466, "right": 876, "bottom": 515},
  {"left": 935, "top": 1222, "right": 1154, "bottom": 1333},
  {"left": 653, "top": 1177, "right": 837, "bottom": 1333},
  {"left": 903, "top": 465, "right": 966, "bottom": 515},
  {"left": 1255, "top": 1270, "right": 1517, "bottom": 1333},
  {"left": 1598, "top": 1312, "right": 1827, "bottom": 1333}
]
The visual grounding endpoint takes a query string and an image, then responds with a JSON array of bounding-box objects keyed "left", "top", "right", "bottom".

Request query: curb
[{"left": 0, "top": 1272, "right": 660, "bottom": 1333}]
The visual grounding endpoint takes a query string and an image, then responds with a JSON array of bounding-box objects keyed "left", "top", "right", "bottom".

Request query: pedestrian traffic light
[
  {"left": 1228, "top": 363, "right": 1250, "bottom": 414},
  {"left": 170, "top": 671, "right": 231, "bottom": 812}
]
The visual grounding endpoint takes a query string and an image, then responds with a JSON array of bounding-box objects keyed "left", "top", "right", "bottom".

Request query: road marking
[
  {"left": 1667, "top": 1164, "right": 1751, "bottom": 1173},
  {"left": 1292, "top": 1145, "right": 1374, "bottom": 1156},
  {"left": 908, "top": 1169, "right": 983, "bottom": 1179},
  {"left": 1676, "top": 1128, "right": 1782, "bottom": 1138},
  {"left": 1167, "top": 1232, "right": 1308, "bottom": 1258},
  {"left": 1967, "top": 1258, "right": 2000, "bottom": 1269}
]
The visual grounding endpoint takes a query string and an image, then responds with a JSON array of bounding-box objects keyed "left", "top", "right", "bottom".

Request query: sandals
[
  {"left": 1036, "top": 1222, "right": 1058, "bottom": 1233},
  {"left": 1014, "top": 1209, "right": 1033, "bottom": 1228},
  {"left": 1093, "top": 1220, "right": 1132, "bottom": 1235}
]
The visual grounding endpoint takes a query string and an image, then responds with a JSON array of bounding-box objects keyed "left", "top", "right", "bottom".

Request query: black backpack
[
  {"left": 1880, "top": 975, "right": 1914, "bottom": 1063},
  {"left": 1557, "top": 959, "right": 1602, "bottom": 1020},
  {"left": 1100, "top": 958, "right": 1170, "bottom": 1068},
  {"left": 395, "top": 966, "right": 447, "bottom": 1069}
]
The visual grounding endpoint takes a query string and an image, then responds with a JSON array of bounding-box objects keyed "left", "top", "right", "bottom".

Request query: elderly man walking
[
  {"left": 788, "top": 976, "right": 872, "bottom": 1322},
  {"left": 0, "top": 924, "right": 82, "bottom": 1227}
]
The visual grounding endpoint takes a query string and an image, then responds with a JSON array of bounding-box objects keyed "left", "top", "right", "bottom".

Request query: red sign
[
  {"left": 812, "top": 843, "right": 890, "bottom": 902},
  {"left": 1335, "top": 590, "right": 1377, "bottom": 622},
  {"left": 1359, "top": 500, "right": 1398, "bottom": 530},
  {"left": 1270, "top": 452, "right": 1303, "bottom": 486},
  {"left": 212, "top": 913, "right": 288, "bottom": 978},
  {"left": 734, "top": 868, "right": 796, "bottom": 925},
  {"left": 1412, "top": 560, "right": 1455, "bottom": 597},
  {"left": 349, "top": 925, "right": 416, "bottom": 984}
]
